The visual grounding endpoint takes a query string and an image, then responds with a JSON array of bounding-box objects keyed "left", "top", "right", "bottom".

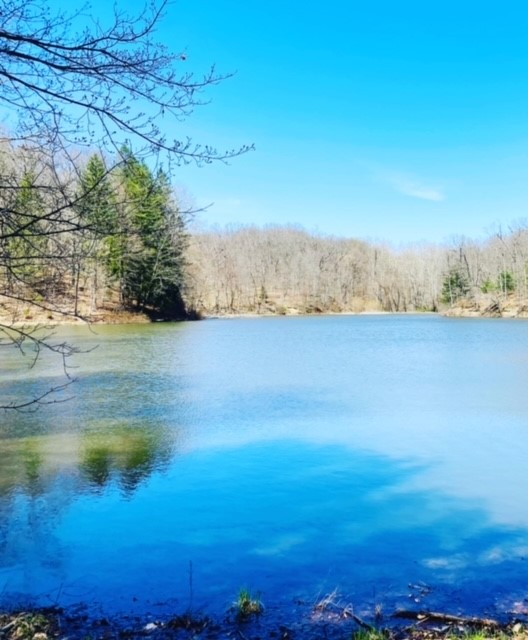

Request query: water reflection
[
  {"left": 0, "top": 323, "right": 190, "bottom": 437},
  {"left": 0, "top": 423, "right": 178, "bottom": 608},
  {"left": 1, "top": 434, "right": 526, "bottom": 618},
  {"left": 81, "top": 427, "right": 171, "bottom": 493},
  {"left": 1, "top": 317, "right": 528, "bottom": 618},
  {"left": 0, "top": 425, "right": 175, "bottom": 500},
  {"left": 22, "top": 440, "right": 43, "bottom": 490}
]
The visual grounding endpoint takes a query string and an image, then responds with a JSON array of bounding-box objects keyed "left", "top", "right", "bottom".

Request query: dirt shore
[
  {"left": 1, "top": 603, "right": 527, "bottom": 640},
  {"left": 0, "top": 301, "right": 152, "bottom": 327}
]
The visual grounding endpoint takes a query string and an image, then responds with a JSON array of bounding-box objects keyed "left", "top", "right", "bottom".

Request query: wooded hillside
[
  {"left": 0, "top": 143, "right": 188, "bottom": 323},
  {"left": 4, "top": 164, "right": 528, "bottom": 322},
  {"left": 185, "top": 223, "right": 528, "bottom": 317}
]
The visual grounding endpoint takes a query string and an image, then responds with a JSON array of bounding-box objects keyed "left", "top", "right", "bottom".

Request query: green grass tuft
[
  {"left": 353, "top": 629, "right": 387, "bottom": 640},
  {"left": 235, "top": 588, "right": 264, "bottom": 620}
]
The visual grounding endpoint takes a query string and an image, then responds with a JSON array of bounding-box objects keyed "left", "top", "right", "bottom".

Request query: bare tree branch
[{"left": 0, "top": 0, "right": 252, "bottom": 410}]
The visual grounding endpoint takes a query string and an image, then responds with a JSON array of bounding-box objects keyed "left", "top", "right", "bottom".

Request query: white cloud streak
[{"left": 386, "top": 172, "right": 446, "bottom": 202}]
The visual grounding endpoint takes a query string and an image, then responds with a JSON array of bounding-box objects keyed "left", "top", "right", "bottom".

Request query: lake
[{"left": 1, "top": 314, "right": 528, "bottom": 621}]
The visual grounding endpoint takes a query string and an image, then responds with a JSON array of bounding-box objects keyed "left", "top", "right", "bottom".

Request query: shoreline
[
  {"left": 1, "top": 600, "right": 526, "bottom": 640},
  {"left": 6, "top": 311, "right": 528, "bottom": 327},
  {"left": 0, "top": 308, "right": 437, "bottom": 327},
  {"left": 4, "top": 287, "right": 528, "bottom": 326}
]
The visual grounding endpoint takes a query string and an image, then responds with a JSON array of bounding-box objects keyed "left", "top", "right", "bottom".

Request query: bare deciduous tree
[
  {"left": 0, "top": 0, "right": 249, "bottom": 161},
  {"left": 0, "top": 0, "right": 250, "bottom": 410}
]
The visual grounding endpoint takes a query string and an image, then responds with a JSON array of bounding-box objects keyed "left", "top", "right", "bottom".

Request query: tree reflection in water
[
  {"left": 0, "top": 424, "right": 173, "bottom": 500},
  {"left": 0, "top": 423, "right": 175, "bottom": 603},
  {"left": 81, "top": 427, "right": 171, "bottom": 493}
]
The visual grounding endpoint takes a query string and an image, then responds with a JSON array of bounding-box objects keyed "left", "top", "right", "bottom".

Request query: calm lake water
[{"left": 1, "top": 314, "right": 528, "bottom": 620}]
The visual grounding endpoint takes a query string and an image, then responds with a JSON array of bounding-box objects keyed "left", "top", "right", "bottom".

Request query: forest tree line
[
  {"left": 185, "top": 222, "right": 528, "bottom": 316},
  {"left": 1, "top": 0, "right": 524, "bottom": 327},
  {"left": 0, "top": 142, "right": 188, "bottom": 321},
  {"left": 3, "top": 138, "right": 528, "bottom": 321}
]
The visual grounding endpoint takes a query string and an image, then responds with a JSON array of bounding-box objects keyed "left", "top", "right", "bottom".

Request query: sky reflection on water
[{"left": 0, "top": 315, "right": 528, "bottom": 617}]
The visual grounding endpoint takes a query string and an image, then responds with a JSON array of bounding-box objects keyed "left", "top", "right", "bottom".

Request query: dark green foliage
[
  {"left": 76, "top": 155, "right": 118, "bottom": 237},
  {"left": 480, "top": 278, "right": 497, "bottom": 294},
  {"left": 498, "top": 270, "right": 515, "bottom": 294},
  {"left": 113, "top": 149, "right": 188, "bottom": 317},
  {"left": 481, "top": 272, "right": 515, "bottom": 296},
  {"left": 73, "top": 150, "right": 189, "bottom": 318},
  {"left": 441, "top": 269, "right": 471, "bottom": 305}
]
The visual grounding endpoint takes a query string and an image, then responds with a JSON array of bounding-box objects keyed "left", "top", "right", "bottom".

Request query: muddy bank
[
  {"left": 0, "top": 299, "right": 152, "bottom": 327},
  {"left": 3, "top": 598, "right": 528, "bottom": 640},
  {"left": 0, "top": 606, "right": 523, "bottom": 640}
]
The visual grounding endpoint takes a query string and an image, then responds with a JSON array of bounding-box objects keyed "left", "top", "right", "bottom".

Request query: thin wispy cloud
[{"left": 387, "top": 172, "right": 445, "bottom": 202}]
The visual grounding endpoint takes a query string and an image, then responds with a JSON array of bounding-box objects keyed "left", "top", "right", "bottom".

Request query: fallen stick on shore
[{"left": 393, "top": 609, "right": 500, "bottom": 628}]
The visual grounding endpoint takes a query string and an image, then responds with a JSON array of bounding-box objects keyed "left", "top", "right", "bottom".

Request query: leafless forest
[{"left": 185, "top": 223, "right": 528, "bottom": 316}]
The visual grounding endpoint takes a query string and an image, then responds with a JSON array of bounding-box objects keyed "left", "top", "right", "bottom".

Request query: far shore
[
  {"left": 3, "top": 292, "right": 528, "bottom": 327},
  {"left": 0, "top": 308, "right": 434, "bottom": 327}
]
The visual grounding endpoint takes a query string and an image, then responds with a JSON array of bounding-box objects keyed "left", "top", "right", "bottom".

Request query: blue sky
[{"left": 83, "top": 1, "right": 528, "bottom": 243}]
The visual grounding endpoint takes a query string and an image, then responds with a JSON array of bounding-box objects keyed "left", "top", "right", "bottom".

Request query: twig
[
  {"left": 0, "top": 618, "right": 19, "bottom": 634},
  {"left": 343, "top": 608, "right": 376, "bottom": 631},
  {"left": 316, "top": 598, "right": 376, "bottom": 631}
]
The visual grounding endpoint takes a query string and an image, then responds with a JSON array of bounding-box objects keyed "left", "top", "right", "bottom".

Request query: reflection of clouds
[
  {"left": 0, "top": 436, "right": 526, "bottom": 616},
  {"left": 176, "top": 316, "right": 528, "bottom": 530},
  {"left": 477, "top": 544, "right": 528, "bottom": 565},
  {"left": 423, "top": 554, "right": 469, "bottom": 571},
  {"left": 181, "top": 410, "right": 528, "bottom": 529},
  {"left": 253, "top": 534, "right": 306, "bottom": 557},
  {"left": 508, "top": 600, "right": 528, "bottom": 615},
  {"left": 479, "top": 547, "right": 507, "bottom": 564}
]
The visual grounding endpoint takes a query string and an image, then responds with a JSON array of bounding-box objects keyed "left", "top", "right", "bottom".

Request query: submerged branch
[{"left": 393, "top": 609, "right": 501, "bottom": 628}]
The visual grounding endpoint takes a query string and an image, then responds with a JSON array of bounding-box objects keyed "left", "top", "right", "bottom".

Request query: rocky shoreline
[{"left": 442, "top": 293, "right": 528, "bottom": 319}]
